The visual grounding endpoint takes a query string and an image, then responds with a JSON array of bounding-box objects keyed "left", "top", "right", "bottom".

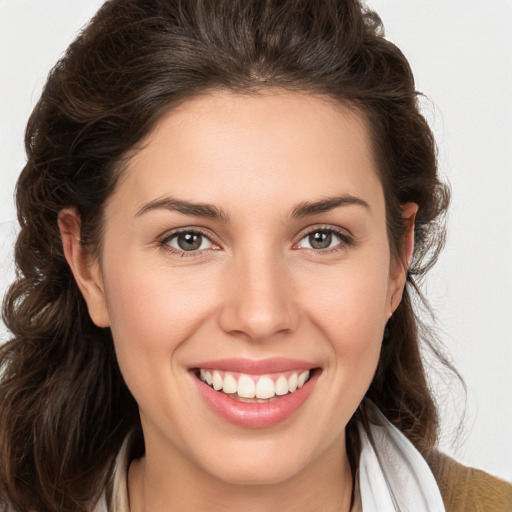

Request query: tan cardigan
[{"left": 426, "top": 452, "right": 512, "bottom": 512}]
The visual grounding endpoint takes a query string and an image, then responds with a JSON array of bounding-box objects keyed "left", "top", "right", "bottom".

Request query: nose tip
[{"left": 218, "top": 258, "right": 299, "bottom": 341}]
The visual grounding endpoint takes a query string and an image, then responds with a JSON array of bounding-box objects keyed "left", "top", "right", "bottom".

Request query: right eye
[{"left": 161, "top": 230, "right": 216, "bottom": 254}]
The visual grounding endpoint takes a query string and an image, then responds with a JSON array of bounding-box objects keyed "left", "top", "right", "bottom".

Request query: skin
[{"left": 59, "top": 90, "right": 416, "bottom": 512}]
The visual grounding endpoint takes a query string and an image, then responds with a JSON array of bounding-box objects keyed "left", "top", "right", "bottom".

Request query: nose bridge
[{"left": 219, "top": 244, "right": 298, "bottom": 340}]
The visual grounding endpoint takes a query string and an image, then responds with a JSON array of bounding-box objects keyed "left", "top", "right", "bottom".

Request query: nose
[{"left": 218, "top": 248, "right": 300, "bottom": 341}]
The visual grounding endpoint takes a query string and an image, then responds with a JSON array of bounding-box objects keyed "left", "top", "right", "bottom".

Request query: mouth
[
  {"left": 194, "top": 368, "right": 316, "bottom": 403},
  {"left": 189, "top": 359, "right": 321, "bottom": 428}
]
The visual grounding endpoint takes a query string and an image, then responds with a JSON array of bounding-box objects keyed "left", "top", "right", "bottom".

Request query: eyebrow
[
  {"left": 136, "top": 196, "right": 230, "bottom": 222},
  {"left": 136, "top": 193, "right": 369, "bottom": 222},
  {"left": 291, "top": 194, "right": 370, "bottom": 218}
]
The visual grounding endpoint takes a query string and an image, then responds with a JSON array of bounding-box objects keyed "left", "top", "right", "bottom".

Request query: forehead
[{"left": 111, "top": 89, "right": 384, "bottom": 218}]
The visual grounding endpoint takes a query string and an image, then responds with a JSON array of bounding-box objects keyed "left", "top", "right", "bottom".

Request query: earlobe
[
  {"left": 389, "top": 202, "right": 418, "bottom": 313},
  {"left": 58, "top": 208, "right": 110, "bottom": 327}
]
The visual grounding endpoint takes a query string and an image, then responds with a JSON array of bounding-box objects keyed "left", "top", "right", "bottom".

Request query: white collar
[{"left": 357, "top": 401, "right": 445, "bottom": 512}]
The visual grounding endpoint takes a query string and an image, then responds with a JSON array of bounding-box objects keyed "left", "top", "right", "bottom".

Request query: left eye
[
  {"left": 165, "top": 231, "right": 213, "bottom": 252},
  {"left": 298, "top": 230, "right": 343, "bottom": 250}
]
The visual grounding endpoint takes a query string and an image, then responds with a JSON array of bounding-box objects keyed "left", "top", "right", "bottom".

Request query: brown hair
[{"left": 1, "top": 0, "right": 452, "bottom": 510}]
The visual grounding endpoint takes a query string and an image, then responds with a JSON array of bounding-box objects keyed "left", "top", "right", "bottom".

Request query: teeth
[
  {"left": 198, "top": 369, "right": 312, "bottom": 400},
  {"left": 297, "top": 370, "right": 309, "bottom": 388},
  {"left": 222, "top": 374, "right": 237, "bottom": 394},
  {"left": 237, "top": 375, "right": 256, "bottom": 398},
  {"left": 275, "top": 375, "right": 289, "bottom": 396},
  {"left": 212, "top": 370, "right": 223, "bottom": 391},
  {"left": 288, "top": 373, "right": 298, "bottom": 392},
  {"left": 255, "top": 376, "right": 275, "bottom": 399}
]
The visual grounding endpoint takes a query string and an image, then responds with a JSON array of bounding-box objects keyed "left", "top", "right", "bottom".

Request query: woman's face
[{"left": 76, "top": 90, "right": 410, "bottom": 485}]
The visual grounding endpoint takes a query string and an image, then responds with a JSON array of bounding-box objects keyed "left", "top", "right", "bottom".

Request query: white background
[{"left": 1, "top": 0, "right": 511, "bottom": 481}]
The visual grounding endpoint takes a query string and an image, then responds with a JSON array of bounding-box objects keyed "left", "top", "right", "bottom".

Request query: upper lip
[{"left": 190, "top": 357, "right": 318, "bottom": 374}]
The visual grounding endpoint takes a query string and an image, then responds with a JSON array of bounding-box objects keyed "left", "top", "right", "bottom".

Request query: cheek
[
  {"left": 302, "top": 260, "right": 390, "bottom": 337},
  {"left": 299, "top": 260, "right": 389, "bottom": 383},
  {"left": 101, "top": 260, "right": 223, "bottom": 424},
  {"left": 102, "top": 257, "right": 220, "bottom": 362}
]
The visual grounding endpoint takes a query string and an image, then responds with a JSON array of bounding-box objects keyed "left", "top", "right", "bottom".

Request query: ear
[
  {"left": 389, "top": 202, "right": 418, "bottom": 313},
  {"left": 58, "top": 208, "right": 110, "bottom": 327}
]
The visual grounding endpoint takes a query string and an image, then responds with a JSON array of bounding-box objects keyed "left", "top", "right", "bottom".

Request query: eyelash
[{"left": 158, "top": 225, "right": 353, "bottom": 257}]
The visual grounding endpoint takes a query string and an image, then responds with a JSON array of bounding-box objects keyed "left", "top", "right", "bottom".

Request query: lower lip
[{"left": 193, "top": 371, "right": 320, "bottom": 428}]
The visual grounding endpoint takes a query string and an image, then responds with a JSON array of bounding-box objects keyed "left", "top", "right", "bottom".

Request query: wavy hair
[{"left": 1, "top": 0, "right": 453, "bottom": 510}]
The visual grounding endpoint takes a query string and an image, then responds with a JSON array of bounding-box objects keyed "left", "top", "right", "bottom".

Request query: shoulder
[{"left": 426, "top": 451, "right": 512, "bottom": 512}]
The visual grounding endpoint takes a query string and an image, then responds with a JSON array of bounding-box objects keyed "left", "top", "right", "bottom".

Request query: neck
[{"left": 128, "top": 435, "right": 353, "bottom": 512}]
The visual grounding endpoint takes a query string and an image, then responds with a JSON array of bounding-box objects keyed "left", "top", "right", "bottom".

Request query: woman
[{"left": 1, "top": 0, "right": 511, "bottom": 511}]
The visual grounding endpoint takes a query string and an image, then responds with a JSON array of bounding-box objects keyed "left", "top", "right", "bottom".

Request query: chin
[{"left": 187, "top": 434, "right": 324, "bottom": 487}]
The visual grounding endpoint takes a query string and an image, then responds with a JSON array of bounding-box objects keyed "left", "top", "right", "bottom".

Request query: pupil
[
  {"left": 309, "top": 231, "right": 331, "bottom": 249},
  {"left": 178, "top": 232, "right": 202, "bottom": 251}
]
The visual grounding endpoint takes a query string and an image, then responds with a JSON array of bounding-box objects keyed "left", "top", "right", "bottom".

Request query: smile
[
  {"left": 198, "top": 369, "right": 311, "bottom": 402},
  {"left": 190, "top": 359, "right": 321, "bottom": 428}
]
